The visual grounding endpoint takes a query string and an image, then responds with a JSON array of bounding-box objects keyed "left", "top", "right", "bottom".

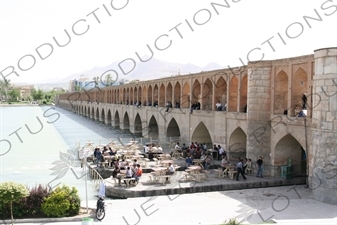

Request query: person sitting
[
  {"left": 133, "top": 164, "right": 142, "bottom": 183},
  {"left": 154, "top": 101, "right": 158, "bottom": 107},
  {"left": 221, "top": 157, "right": 229, "bottom": 173},
  {"left": 175, "top": 102, "right": 180, "bottom": 108},
  {"left": 148, "top": 101, "right": 152, "bottom": 106},
  {"left": 124, "top": 166, "right": 134, "bottom": 185},
  {"left": 185, "top": 155, "right": 193, "bottom": 167},
  {"left": 112, "top": 165, "right": 120, "bottom": 178},
  {"left": 216, "top": 101, "right": 222, "bottom": 111},
  {"left": 175, "top": 142, "right": 181, "bottom": 152},
  {"left": 181, "top": 143, "right": 188, "bottom": 157},
  {"left": 157, "top": 145, "right": 163, "bottom": 153},
  {"left": 166, "top": 163, "right": 175, "bottom": 175},
  {"left": 137, "top": 101, "right": 142, "bottom": 107}
]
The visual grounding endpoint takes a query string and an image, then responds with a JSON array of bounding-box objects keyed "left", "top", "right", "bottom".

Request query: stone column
[
  {"left": 311, "top": 47, "right": 337, "bottom": 205},
  {"left": 246, "top": 62, "right": 272, "bottom": 176}
]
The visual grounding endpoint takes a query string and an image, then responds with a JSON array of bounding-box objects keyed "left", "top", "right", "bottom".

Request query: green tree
[
  {"left": 104, "top": 74, "right": 113, "bottom": 86},
  {"left": 8, "top": 89, "right": 20, "bottom": 101},
  {"left": 92, "top": 76, "right": 99, "bottom": 86},
  {"left": 31, "top": 89, "right": 44, "bottom": 101},
  {"left": 0, "top": 78, "right": 11, "bottom": 100},
  {"left": 0, "top": 182, "right": 29, "bottom": 225}
]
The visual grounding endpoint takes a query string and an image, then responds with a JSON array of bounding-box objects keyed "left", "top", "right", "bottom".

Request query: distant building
[
  {"left": 69, "top": 77, "right": 121, "bottom": 91},
  {"left": 12, "top": 84, "right": 34, "bottom": 100}
]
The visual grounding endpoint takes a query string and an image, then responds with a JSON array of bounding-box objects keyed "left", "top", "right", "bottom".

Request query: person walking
[
  {"left": 256, "top": 156, "right": 264, "bottom": 178},
  {"left": 236, "top": 158, "right": 246, "bottom": 181}
]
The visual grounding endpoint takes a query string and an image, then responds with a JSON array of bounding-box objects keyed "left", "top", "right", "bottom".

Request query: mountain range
[{"left": 53, "top": 56, "right": 223, "bottom": 83}]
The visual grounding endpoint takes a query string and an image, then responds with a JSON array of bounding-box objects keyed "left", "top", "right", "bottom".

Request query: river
[{"left": 0, "top": 105, "right": 141, "bottom": 200}]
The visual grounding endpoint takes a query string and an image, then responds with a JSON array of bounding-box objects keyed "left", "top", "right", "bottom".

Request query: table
[
  {"left": 193, "top": 159, "right": 204, "bottom": 168},
  {"left": 160, "top": 160, "right": 174, "bottom": 167}
]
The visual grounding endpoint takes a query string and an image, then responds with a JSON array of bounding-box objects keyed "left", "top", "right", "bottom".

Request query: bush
[
  {"left": 41, "top": 185, "right": 80, "bottom": 217},
  {"left": 0, "top": 184, "right": 50, "bottom": 219}
]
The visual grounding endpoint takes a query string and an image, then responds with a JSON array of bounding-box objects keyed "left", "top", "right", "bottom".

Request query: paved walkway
[{"left": 5, "top": 185, "right": 336, "bottom": 225}]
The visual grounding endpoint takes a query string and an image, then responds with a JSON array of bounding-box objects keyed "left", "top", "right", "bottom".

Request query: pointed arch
[
  {"left": 101, "top": 108, "right": 105, "bottom": 123},
  {"left": 228, "top": 127, "right": 247, "bottom": 160},
  {"left": 240, "top": 75, "right": 248, "bottom": 112},
  {"left": 138, "top": 86, "right": 142, "bottom": 103},
  {"left": 133, "top": 87, "right": 138, "bottom": 103},
  {"left": 107, "top": 109, "right": 112, "bottom": 125},
  {"left": 148, "top": 85, "right": 152, "bottom": 105},
  {"left": 131, "top": 87, "right": 134, "bottom": 104},
  {"left": 291, "top": 67, "right": 308, "bottom": 116},
  {"left": 95, "top": 108, "right": 99, "bottom": 120},
  {"left": 114, "top": 110, "right": 120, "bottom": 128},
  {"left": 182, "top": 82, "right": 190, "bottom": 108},
  {"left": 203, "top": 78, "right": 213, "bottom": 110},
  {"left": 167, "top": 118, "right": 180, "bottom": 137},
  {"left": 191, "top": 122, "right": 212, "bottom": 145},
  {"left": 274, "top": 134, "right": 305, "bottom": 176},
  {"left": 174, "top": 82, "right": 181, "bottom": 105},
  {"left": 134, "top": 113, "right": 142, "bottom": 134},
  {"left": 142, "top": 86, "right": 147, "bottom": 104},
  {"left": 154, "top": 84, "right": 159, "bottom": 104},
  {"left": 148, "top": 116, "right": 159, "bottom": 138},
  {"left": 159, "top": 83, "right": 165, "bottom": 107},
  {"left": 123, "top": 112, "right": 130, "bottom": 130},
  {"left": 274, "top": 70, "right": 288, "bottom": 114},
  {"left": 229, "top": 76, "right": 238, "bottom": 112},
  {"left": 214, "top": 76, "right": 227, "bottom": 109},
  {"left": 166, "top": 82, "right": 173, "bottom": 105},
  {"left": 192, "top": 79, "right": 201, "bottom": 104}
]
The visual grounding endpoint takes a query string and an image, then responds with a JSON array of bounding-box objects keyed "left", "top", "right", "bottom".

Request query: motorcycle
[{"left": 96, "top": 195, "right": 105, "bottom": 221}]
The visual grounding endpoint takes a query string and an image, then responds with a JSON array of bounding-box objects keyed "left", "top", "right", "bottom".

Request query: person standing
[
  {"left": 236, "top": 159, "right": 247, "bottom": 181},
  {"left": 256, "top": 156, "right": 264, "bottom": 178}
]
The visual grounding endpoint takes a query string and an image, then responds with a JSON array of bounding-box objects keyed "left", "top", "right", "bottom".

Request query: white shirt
[
  {"left": 168, "top": 165, "right": 175, "bottom": 173},
  {"left": 144, "top": 146, "right": 149, "bottom": 153},
  {"left": 157, "top": 147, "right": 163, "bottom": 153},
  {"left": 175, "top": 144, "right": 181, "bottom": 150},
  {"left": 216, "top": 102, "right": 222, "bottom": 107},
  {"left": 219, "top": 148, "right": 225, "bottom": 154}
]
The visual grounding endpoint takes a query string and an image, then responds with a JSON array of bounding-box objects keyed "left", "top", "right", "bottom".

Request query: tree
[
  {"left": 0, "top": 78, "right": 11, "bottom": 100},
  {"left": 104, "top": 74, "right": 113, "bottom": 86},
  {"left": 0, "top": 182, "right": 29, "bottom": 225},
  {"left": 8, "top": 89, "right": 20, "bottom": 101},
  {"left": 31, "top": 89, "right": 44, "bottom": 101},
  {"left": 92, "top": 76, "right": 99, "bottom": 86}
]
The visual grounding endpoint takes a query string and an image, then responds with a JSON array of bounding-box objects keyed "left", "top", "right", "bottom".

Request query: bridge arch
[
  {"left": 101, "top": 108, "right": 105, "bottom": 123},
  {"left": 166, "top": 82, "right": 173, "bottom": 105},
  {"left": 191, "top": 122, "right": 212, "bottom": 146},
  {"left": 214, "top": 76, "right": 227, "bottom": 108},
  {"left": 228, "top": 127, "right": 247, "bottom": 160},
  {"left": 107, "top": 109, "right": 111, "bottom": 125},
  {"left": 153, "top": 84, "right": 158, "bottom": 104},
  {"left": 174, "top": 82, "right": 181, "bottom": 105},
  {"left": 274, "top": 70, "right": 288, "bottom": 115},
  {"left": 95, "top": 108, "right": 99, "bottom": 120},
  {"left": 123, "top": 112, "right": 130, "bottom": 130},
  {"left": 148, "top": 85, "right": 152, "bottom": 105},
  {"left": 114, "top": 110, "right": 120, "bottom": 128},
  {"left": 192, "top": 79, "right": 201, "bottom": 103},
  {"left": 291, "top": 67, "right": 308, "bottom": 116},
  {"left": 203, "top": 78, "right": 213, "bottom": 110},
  {"left": 134, "top": 113, "right": 142, "bottom": 134},
  {"left": 274, "top": 134, "right": 306, "bottom": 176},
  {"left": 229, "top": 76, "right": 238, "bottom": 112},
  {"left": 240, "top": 75, "right": 248, "bottom": 112},
  {"left": 159, "top": 83, "right": 165, "bottom": 107},
  {"left": 182, "top": 82, "right": 190, "bottom": 108},
  {"left": 148, "top": 116, "right": 159, "bottom": 138},
  {"left": 167, "top": 118, "right": 180, "bottom": 137}
]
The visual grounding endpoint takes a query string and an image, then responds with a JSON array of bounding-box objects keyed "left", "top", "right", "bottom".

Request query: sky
[{"left": 0, "top": 0, "right": 337, "bottom": 84}]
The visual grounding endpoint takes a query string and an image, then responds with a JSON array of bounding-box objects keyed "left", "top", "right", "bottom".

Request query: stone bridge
[{"left": 57, "top": 47, "right": 337, "bottom": 204}]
